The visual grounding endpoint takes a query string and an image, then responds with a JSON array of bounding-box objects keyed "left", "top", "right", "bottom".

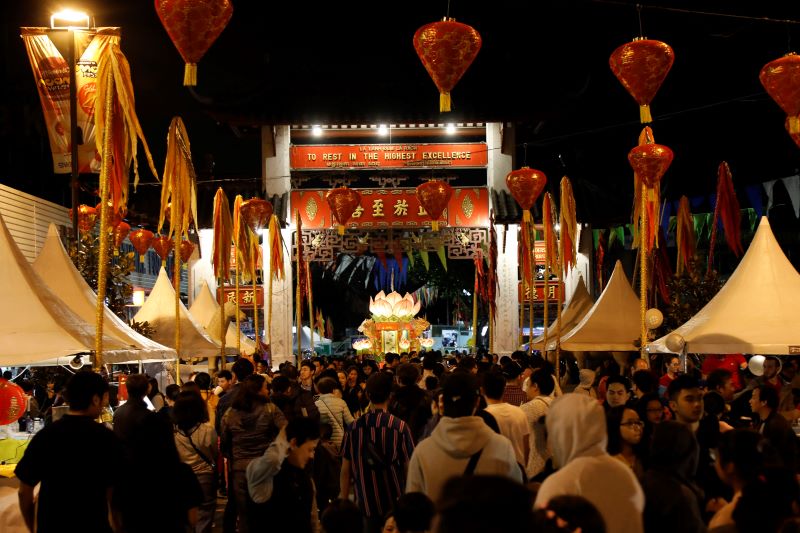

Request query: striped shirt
[
  {"left": 341, "top": 409, "right": 415, "bottom": 518},
  {"left": 502, "top": 383, "right": 528, "bottom": 407}
]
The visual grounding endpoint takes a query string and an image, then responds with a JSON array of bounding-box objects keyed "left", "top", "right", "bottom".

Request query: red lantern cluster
[
  {"left": 69, "top": 204, "right": 98, "bottom": 233},
  {"left": 240, "top": 198, "right": 273, "bottom": 232},
  {"left": 609, "top": 38, "right": 675, "bottom": 123},
  {"left": 152, "top": 235, "right": 174, "bottom": 265},
  {"left": 129, "top": 228, "right": 155, "bottom": 263},
  {"left": 761, "top": 53, "right": 800, "bottom": 134},
  {"left": 325, "top": 187, "right": 362, "bottom": 235},
  {"left": 0, "top": 379, "right": 26, "bottom": 426},
  {"left": 416, "top": 180, "right": 453, "bottom": 231},
  {"left": 413, "top": 18, "right": 482, "bottom": 112},
  {"left": 155, "top": 0, "right": 234, "bottom": 86},
  {"left": 505, "top": 167, "right": 547, "bottom": 221}
]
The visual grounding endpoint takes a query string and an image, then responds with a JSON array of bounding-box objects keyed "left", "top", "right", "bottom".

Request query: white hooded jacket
[
  {"left": 534, "top": 393, "right": 644, "bottom": 533},
  {"left": 405, "top": 415, "right": 522, "bottom": 502}
]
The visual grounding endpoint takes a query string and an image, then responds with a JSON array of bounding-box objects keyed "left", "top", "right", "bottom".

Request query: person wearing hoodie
[
  {"left": 534, "top": 393, "right": 644, "bottom": 533},
  {"left": 405, "top": 372, "right": 522, "bottom": 503},
  {"left": 573, "top": 369, "right": 597, "bottom": 398}
]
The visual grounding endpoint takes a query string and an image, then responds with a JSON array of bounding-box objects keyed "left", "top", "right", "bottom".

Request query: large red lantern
[
  {"left": 628, "top": 142, "right": 674, "bottom": 187},
  {"left": 155, "top": 0, "right": 234, "bottom": 86},
  {"left": 240, "top": 198, "right": 273, "bottom": 232},
  {"left": 413, "top": 18, "right": 482, "bottom": 112},
  {"left": 325, "top": 187, "right": 362, "bottom": 235},
  {"left": 113, "top": 221, "right": 131, "bottom": 252},
  {"left": 129, "top": 228, "right": 154, "bottom": 264},
  {"left": 506, "top": 167, "right": 547, "bottom": 221},
  {"left": 69, "top": 204, "right": 98, "bottom": 233},
  {"left": 761, "top": 53, "right": 800, "bottom": 134},
  {"left": 152, "top": 235, "right": 174, "bottom": 266},
  {"left": 0, "top": 379, "right": 27, "bottom": 426},
  {"left": 179, "top": 239, "right": 195, "bottom": 263},
  {"left": 416, "top": 180, "right": 453, "bottom": 231},
  {"left": 609, "top": 38, "right": 675, "bottom": 123}
]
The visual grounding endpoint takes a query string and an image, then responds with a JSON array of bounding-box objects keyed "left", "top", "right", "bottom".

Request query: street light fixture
[{"left": 50, "top": 9, "right": 91, "bottom": 30}]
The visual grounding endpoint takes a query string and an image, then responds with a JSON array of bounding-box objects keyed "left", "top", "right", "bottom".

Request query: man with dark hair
[
  {"left": 701, "top": 353, "right": 747, "bottom": 391},
  {"left": 406, "top": 372, "right": 521, "bottom": 503},
  {"left": 383, "top": 353, "right": 400, "bottom": 373},
  {"left": 482, "top": 370, "right": 530, "bottom": 468},
  {"left": 631, "top": 369, "right": 658, "bottom": 399},
  {"left": 750, "top": 384, "right": 797, "bottom": 471},
  {"left": 457, "top": 356, "right": 478, "bottom": 374},
  {"left": 394, "top": 492, "right": 435, "bottom": 533},
  {"left": 340, "top": 372, "right": 415, "bottom": 533},
  {"left": 604, "top": 375, "right": 631, "bottom": 410},
  {"left": 659, "top": 355, "right": 682, "bottom": 398},
  {"left": 216, "top": 359, "right": 254, "bottom": 434},
  {"left": 667, "top": 374, "right": 704, "bottom": 426},
  {"left": 16, "top": 371, "right": 122, "bottom": 533},
  {"left": 389, "top": 363, "right": 431, "bottom": 443},
  {"left": 520, "top": 368, "right": 555, "bottom": 480},
  {"left": 113, "top": 373, "right": 152, "bottom": 448},
  {"left": 707, "top": 369, "right": 735, "bottom": 402},
  {"left": 215, "top": 370, "right": 233, "bottom": 396},
  {"left": 299, "top": 360, "right": 316, "bottom": 391},
  {"left": 500, "top": 362, "right": 527, "bottom": 406},
  {"left": 437, "top": 475, "right": 534, "bottom": 533}
]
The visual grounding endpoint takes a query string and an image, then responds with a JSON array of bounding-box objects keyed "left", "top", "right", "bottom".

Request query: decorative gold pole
[
  {"left": 295, "top": 211, "right": 303, "bottom": 365},
  {"left": 528, "top": 223, "right": 534, "bottom": 356},
  {"left": 94, "top": 68, "right": 115, "bottom": 371},
  {"left": 640, "top": 181, "right": 649, "bottom": 361},
  {"left": 306, "top": 254, "right": 314, "bottom": 353},
  {"left": 218, "top": 277, "right": 226, "bottom": 370},
  {"left": 174, "top": 231, "right": 181, "bottom": 384},
  {"left": 252, "top": 248, "right": 260, "bottom": 353},
  {"left": 472, "top": 261, "right": 479, "bottom": 352},
  {"left": 235, "top": 255, "right": 241, "bottom": 353},
  {"left": 555, "top": 222, "right": 565, "bottom": 384}
]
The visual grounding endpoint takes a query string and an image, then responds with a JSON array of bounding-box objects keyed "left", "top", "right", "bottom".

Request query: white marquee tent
[
  {"left": 33, "top": 224, "right": 175, "bottom": 363},
  {"left": 0, "top": 212, "right": 138, "bottom": 366},
  {"left": 530, "top": 276, "right": 594, "bottom": 351},
  {"left": 649, "top": 217, "right": 800, "bottom": 355},
  {"left": 292, "top": 325, "right": 332, "bottom": 352},
  {"left": 549, "top": 260, "right": 641, "bottom": 352},
  {"left": 134, "top": 268, "right": 230, "bottom": 358},
  {"left": 189, "top": 280, "right": 257, "bottom": 355}
]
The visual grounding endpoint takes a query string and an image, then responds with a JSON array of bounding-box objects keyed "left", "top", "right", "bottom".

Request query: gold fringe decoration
[
  {"left": 440, "top": 92, "right": 451, "bottom": 113},
  {"left": 541, "top": 193, "right": 558, "bottom": 355},
  {"left": 296, "top": 211, "right": 303, "bottom": 364},
  {"left": 640, "top": 104, "right": 652, "bottom": 124},
  {"left": 675, "top": 196, "right": 696, "bottom": 276},
  {"left": 212, "top": 188, "right": 233, "bottom": 370},
  {"left": 640, "top": 180, "right": 649, "bottom": 359},
  {"left": 267, "top": 214, "right": 285, "bottom": 351},
  {"left": 555, "top": 177, "right": 578, "bottom": 381},
  {"left": 232, "top": 195, "right": 251, "bottom": 355}
]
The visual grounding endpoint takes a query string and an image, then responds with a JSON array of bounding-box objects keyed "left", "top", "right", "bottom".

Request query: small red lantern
[
  {"left": 325, "top": 187, "right": 362, "bottom": 235},
  {"left": 628, "top": 141, "right": 674, "bottom": 188},
  {"left": 609, "top": 38, "right": 675, "bottom": 123},
  {"left": 416, "top": 180, "right": 453, "bottom": 231},
  {"left": 155, "top": 0, "right": 234, "bottom": 86},
  {"left": 240, "top": 198, "right": 273, "bottom": 232},
  {"left": 505, "top": 167, "right": 548, "bottom": 221},
  {"left": 179, "top": 239, "right": 195, "bottom": 263},
  {"left": 761, "top": 53, "right": 800, "bottom": 134},
  {"left": 413, "top": 18, "right": 482, "bottom": 112},
  {"left": 0, "top": 379, "right": 27, "bottom": 426},
  {"left": 113, "top": 221, "right": 131, "bottom": 254},
  {"left": 69, "top": 204, "right": 98, "bottom": 233},
  {"left": 152, "top": 235, "right": 174, "bottom": 265},
  {"left": 129, "top": 228, "right": 155, "bottom": 264}
]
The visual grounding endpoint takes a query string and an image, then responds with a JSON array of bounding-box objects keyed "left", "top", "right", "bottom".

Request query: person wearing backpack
[
  {"left": 246, "top": 418, "right": 322, "bottom": 533},
  {"left": 339, "top": 372, "right": 415, "bottom": 533},
  {"left": 315, "top": 377, "right": 354, "bottom": 451}
]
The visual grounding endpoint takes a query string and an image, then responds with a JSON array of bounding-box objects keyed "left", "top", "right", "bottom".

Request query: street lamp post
[{"left": 50, "top": 9, "right": 91, "bottom": 242}]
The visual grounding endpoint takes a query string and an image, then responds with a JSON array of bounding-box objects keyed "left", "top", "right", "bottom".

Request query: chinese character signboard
[
  {"left": 291, "top": 187, "right": 490, "bottom": 229},
  {"left": 518, "top": 281, "right": 565, "bottom": 302},
  {"left": 290, "top": 143, "right": 488, "bottom": 170},
  {"left": 216, "top": 287, "right": 264, "bottom": 307}
]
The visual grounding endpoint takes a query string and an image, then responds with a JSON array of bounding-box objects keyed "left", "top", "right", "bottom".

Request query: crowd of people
[{"left": 10, "top": 349, "right": 800, "bottom": 533}]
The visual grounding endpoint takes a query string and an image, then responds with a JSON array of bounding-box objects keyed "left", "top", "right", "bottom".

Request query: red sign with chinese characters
[
  {"left": 518, "top": 281, "right": 565, "bottom": 302},
  {"left": 216, "top": 287, "right": 264, "bottom": 307},
  {"left": 290, "top": 143, "right": 488, "bottom": 170},
  {"left": 291, "top": 187, "right": 490, "bottom": 229}
]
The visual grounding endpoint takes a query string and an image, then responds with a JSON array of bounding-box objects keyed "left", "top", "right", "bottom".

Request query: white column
[
  {"left": 494, "top": 223, "right": 520, "bottom": 355},
  {"left": 264, "top": 125, "right": 291, "bottom": 197},
  {"left": 564, "top": 225, "right": 592, "bottom": 302}
]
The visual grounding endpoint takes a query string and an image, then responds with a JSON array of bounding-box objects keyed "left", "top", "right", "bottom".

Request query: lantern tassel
[
  {"left": 789, "top": 116, "right": 800, "bottom": 135},
  {"left": 639, "top": 104, "right": 652, "bottom": 124},
  {"left": 184, "top": 63, "right": 197, "bottom": 87},
  {"left": 431, "top": 220, "right": 439, "bottom": 231},
  {"left": 440, "top": 92, "right": 451, "bottom": 113}
]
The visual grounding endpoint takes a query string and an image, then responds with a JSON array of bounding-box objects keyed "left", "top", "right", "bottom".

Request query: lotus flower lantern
[
  {"left": 369, "top": 290, "right": 422, "bottom": 320},
  {"left": 419, "top": 337, "right": 435, "bottom": 349}
]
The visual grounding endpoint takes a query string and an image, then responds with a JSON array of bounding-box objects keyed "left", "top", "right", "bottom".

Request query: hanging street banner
[
  {"left": 289, "top": 143, "right": 488, "bottom": 170},
  {"left": 291, "top": 187, "right": 490, "bottom": 229},
  {"left": 217, "top": 286, "right": 264, "bottom": 307},
  {"left": 518, "top": 280, "right": 565, "bottom": 302}
]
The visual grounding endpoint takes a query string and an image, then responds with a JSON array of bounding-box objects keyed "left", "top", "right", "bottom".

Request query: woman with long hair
[
  {"left": 174, "top": 391, "right": 218, "bottom": 533},
  {"left": 220, "top": 374, "right": 287, "bottom": 533},
  {"left": 605, "top": 405, "right": 645, "bottom": 480}
]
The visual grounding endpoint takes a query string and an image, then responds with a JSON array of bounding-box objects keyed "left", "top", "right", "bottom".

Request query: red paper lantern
[
  {"left": 628, "top": 143, "right": 674, "bottom": 188},
  {"left": 761, "top": 53, "right": 800, "bottom": 134},
  {"left": 609, "top": 38, "right": 675, "bottom": 123},
  {"left": 413, "top": 18, "right": 482, "bottom": 112},
  {"left": 129, "top": 228, "right": 154, "bottom": 264},
  {"left": 69, "top": 204, "right": 98, "bottom": 233},
  {"left": 325, "top": 187, "right": 362, "bottom": 235},
  {"left": 416, "top": 180, "right": 453, "bottom": 231},
  {"left": 505, "top": 167, "right": 547, "bottom": 221},
  {"left": 95, "top": 202, "right": 125, "bottom": 228},
  {"left": 179, "top": 239, "right": 195, "bottom": 263},
  {"left": 0, "top": 379, "right": 26, "bottom": 426},
  {"left": 113, "top": 221, "right": 131, "bottom": 250},
  {"left": 155, "top": 0, "right": 234, "bottom": 86},
  {"left": 152, "top": 235, "right": 174, "bottom": 265},
  {"left": 240, "top": 198, "right": 273, "bottom": 232}
]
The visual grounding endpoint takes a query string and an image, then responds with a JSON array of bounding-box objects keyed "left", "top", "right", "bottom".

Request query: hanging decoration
[
  {"left": 787, "top": 116, "right": 800, "bottom": 148},
  {"left": 609, "top": 38, "right": 675, "bottom": 123},
  {"left": 296, "top": 210, "right": 306, "bottom": 361},
  {"left": 541, "top": 192, "right": 559, "bottom": 356},
  {"left": 471, "top": 251, "right": 485, "bottom": 349},
  {"left": 554, "top": 177, "right": 577, "bottom": 378},
  {"left": 412, "top": 18, "right": 482, "bottom": 112},
  {"left": 129, "top": 228, "right": 155, "bottom": 263},
  {"left": 325, "top": 187, "right": 361, "bottom": 235},
  {"left": 0, "top": 379, "right": 26, "bottom": 427},
  {"left": 707, "top": 162, "right": 743, "bottom": 276},
  {"left": 595, "top": 230, "right": 606, "bottom": 293},
  {"left": 266, "top": 213, "right": 285, "bottom": 353},
  {"left": 232, "top": 195, "right": 252, "bottom": 354},
  {"left": 487, "top": 210, "right": 498, "bottom": 353},
  {"left": 652, "top": 228, "right": 673, "bottom": 303},
  {"left": 155, "top": 0, "right": 234, "bottom": 86},
  {"left": 506, "top": 167, "right": 547, "bottom": 292},
  {"left": 675, "top": 196, "right": 696, "bottom": 276},
  {"left": 96, "top": 202, "right": 125, "bottom": 229},
  {"left": 760, "top": 53, "right": 800, "bottom": 134},
  {"left": 112, "top": 221, "right": 131, "bottom": 254},
  {"left": 212, "top": 188, "right": 233, "bottom": 368},
  {"left": 152, "top": 235, "right": 174, "bottom": 266},
  {"left": 179, "top": 239, "right": 195, "bottom": 264},
  {"left": 69, "top": 204, "right": 98, "bottom": 233},
  {"left": 416, "top": 180, "right": 453, "bottom": 231},
  {"left": 240, "top": 197, "right": 271, "bottom": 356}
]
